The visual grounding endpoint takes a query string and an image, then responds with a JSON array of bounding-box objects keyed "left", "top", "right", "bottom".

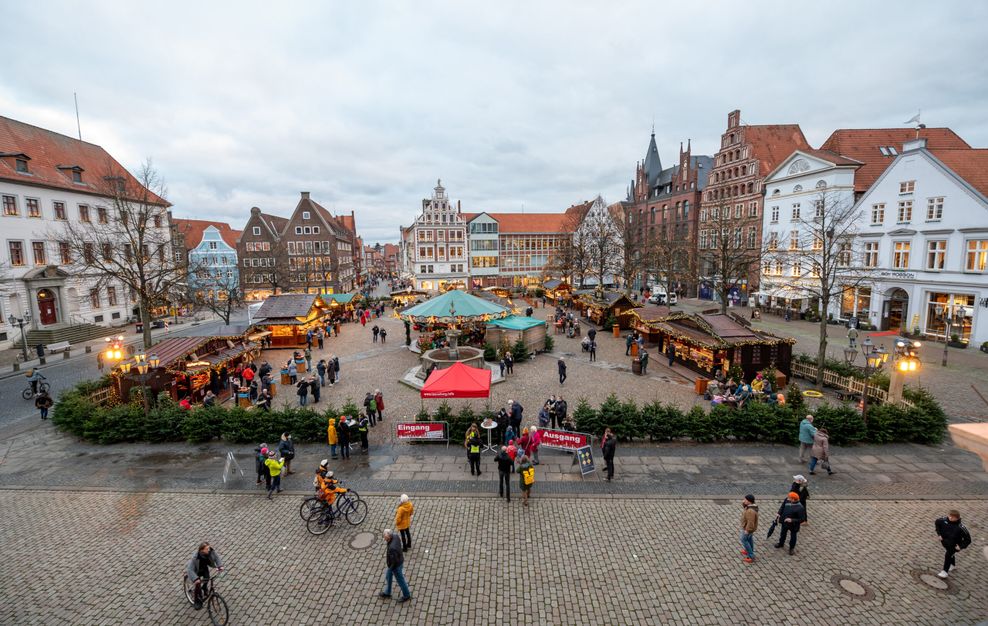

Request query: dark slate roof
[
  {"left": 254, "top": 294, "right": 322, "bottom": 319},
  {"left": 644, "top": 133, "right": 663, "bottom": 187}
]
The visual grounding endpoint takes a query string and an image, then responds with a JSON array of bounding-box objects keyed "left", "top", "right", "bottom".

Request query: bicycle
[
  {"left": 305, "top": 490, "right": 368, "bottom": 535},
  {"left": 183, "top": 569, "right": 229, "bottom": 626},
  {"left": 22, "top": 380, "right": 50, "bottom": 400},
  {"left": 298, "top": 481, "right": 362, "bottom": 522}
]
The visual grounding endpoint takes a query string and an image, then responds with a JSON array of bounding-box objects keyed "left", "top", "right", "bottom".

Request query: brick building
[{"left": 697, "top": 109, "right": 810, "bottom": 304}]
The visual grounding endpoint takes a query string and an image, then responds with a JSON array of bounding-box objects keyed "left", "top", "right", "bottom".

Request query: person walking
[
  {"left": 380, "top": 328, "right": 387, "bottom": 343},
  {"left": 498, "top": 357, "right": 506, "bottom": 378},
  {"left": 496, "top": 446, "right": 513, "bottom": 502},
  {"left": 588, "top": 340, "right": 597, "bottom": 362},
  {"left": 774, "top": 492, "right": 806, "bottom": 555},
  {"left": 601, "top": 428, "right": 617, "bottom": 481},
  {"left": 375, "top": 389, "right": 385, "bottom": 422},
  {"left": 557, "top": 357, "right": 567, "bottom": 385},
  {"left": 364, "top": 392, "right": 377, "bottom": 427},
  {"left": 264, "top": 450, "right": 285, "bottom": 499},
  {"left": 379, "top": 529, "right": 411, "bottom": 603},
  {"left": 327, "top": 357, "right": 337, "bottom": 385},
  {"left": 35, "top": 390, "right": 53, "bottom": 420},
  {"left": 505, "top": 351, "right": 514, "bottom": 375},
  {"left": 317, "top": 330, "right": 324, "bottom": 350},
  {"left": 254, "top": 443, "right": 270, "bottom": 487},
  {"left": 518, "top": 454, "right": 535, "bottom": 506},
  {"left": 278, "top": 433, "right": 296, "bottom": 475},
  {"left": 372, "top": 325, "right": 380, "bottom": 343},
  {"left": 332, "top": 356, "right": 341, "bottom": 383},
  {"left": 304, "top": 347, "right": 312, "bottom": 372},
  {"left": 338, "top": 416, "right": 351, "bottom": 459},
  {"left": 288, "top": 361, "right": 298, "bottom": 385},
  {"left": 466, "top": 424, "right": 482, "bottom": 475},
  {"left": 739, "top": 494, "right": 759, "bottom": 563},
  {"left": 847, "top": 325, "right": 858, "bottom": 349},
  {"left": 296, "top": 378, "right": 309, "bottom": 406},
  {"left": 394, "top": 495, "right": 414, "bottom": 552},
  {"left": 327, "top": 418, "right": 339, "bottom": 460},
  {"left": 935, "top": 509, "right": 972, "bottom": 578},
  {"left": 809, "top": 427, "right": 833, "bottom": 476},
  {"left": 798, "top": 415, "right": 817, "bottom": 463},
  {"left": 640, "top": 348, "right": 649, "bottom": 375},
  {"left": 357, "top": 414, "right": 370, "bottom": 453},
  {"left": 666, "top": 343, "right": 675, "bottom": 367},
  {"left": 528, "top": 426, "right": 542, "bottom": 465},
  {"left": 317, "top": 359, "right": 327, "bottom": 387}
]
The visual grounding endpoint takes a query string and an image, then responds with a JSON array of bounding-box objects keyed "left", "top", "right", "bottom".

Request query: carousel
[{"left": 395, "top": 289, "right": 510, "bottom": 390}]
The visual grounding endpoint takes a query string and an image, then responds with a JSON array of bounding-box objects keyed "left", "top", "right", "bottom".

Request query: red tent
[{"left": 420, "top": 362, "right": 492, "bottom": 399}]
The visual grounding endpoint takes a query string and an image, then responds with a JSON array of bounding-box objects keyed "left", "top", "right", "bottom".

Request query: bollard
[
  {"left": 39, "top": 356, "right": 46, "bottom": 366},
  {"left": 85, "top": 346, "right": 92, "bottom": 354},
  {"left": 12, "top": 362, "right": 20, "bottom": 372},
  {"left": 63, "top": 350, "right": 71, "bottom": 360}
]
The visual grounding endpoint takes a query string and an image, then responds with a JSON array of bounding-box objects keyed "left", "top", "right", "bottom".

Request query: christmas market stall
[
  {"left": 485, "top": 315, "right": 547, "bottom": 354},
  {"left": 581, "top": 290, "right": 642, "bottom": 330},
  {"left": 542, "top": 279, "right": 572, "bottom": 303},
  {"left": 647, "top": 312, "right": 793, "bottom": 381},
  {"left": 252, "top": 294, "right": 332, "bottom": 348},
  {"left": 398, "top": 289, "right": 510, "bottom": 352},
  {"left": 391, "top": 287, "right": 429, "bottom": 309},
  {"left": 629, "top": 304, "right": 673, "bottom": 344},
  {"left": 323, "top": 292, "right": 362, "bottom": 320}
]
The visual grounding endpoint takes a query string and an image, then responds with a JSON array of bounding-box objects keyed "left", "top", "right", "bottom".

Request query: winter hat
[
  {"left": 787, "top": 491, "right": 800, "bottom": 501},
  {"left": 400, "top": 494, "right": 409, "bottom": 503},
  {"left": 267, "top": 450, "right": 276, "bottom": 458},
  {"left": 793, "top": 475, "right": 807, "bottom": 483},
  {"left": 744, "top": 494, "right": 755, "bottom": 503}
]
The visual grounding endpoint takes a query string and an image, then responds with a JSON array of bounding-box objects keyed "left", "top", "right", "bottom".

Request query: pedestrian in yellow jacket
[
  {"left": 264, "top": 451, "right": 285, "bottom": 500},
  {"left": 395, "top": 494, "right": 414, "bottom": 552},
  {"left": 327, "top": 419, "right": 339, "bottom": 459}
]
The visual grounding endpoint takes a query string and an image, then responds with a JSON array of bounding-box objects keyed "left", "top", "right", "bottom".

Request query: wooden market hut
[
  {"left": 646, "top": 312, "right": 793, "bottom": 381},
  {"left": 542, "top": 279, "right": 572, "bottom": 302},
  {"left": 323, "top": 292, "right": 362, "bottom": 319},
  {"left": 629, "top": 304, "right": 673, "bottom": 344},
  {"left": 391, "top": 287, "right": 429, "bottom": 308},
  {"left": 253, "top": 294, "right": 332, "bottom": 347},
  {"left": 485, "top": 315, "right": 547, "bottom": 354},
  {"left": 581, "top": 291, "right": 642, "bottom": 329}
]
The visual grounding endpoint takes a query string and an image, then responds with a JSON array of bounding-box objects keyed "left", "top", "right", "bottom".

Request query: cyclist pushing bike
[
  {"left": 186, "top": 542, "right": 223, "bottom": 610},
  {"left": 26, "top": 368, "right": 47, "bottom": 395}
]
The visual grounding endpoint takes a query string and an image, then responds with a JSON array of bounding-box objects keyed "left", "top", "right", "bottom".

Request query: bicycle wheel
[
  {"left": 207, "top": 592, "right": 229, "bottom": 626},
  {"left": 343, "top": 498, "right": 368, "bottom": 526},
  {"left": 299, "top": 496, "right": 322, "bottom": 521},
  {"left": 182, "top": 575, "right": 194, "bottom": 605},
  {"left": 306, "top": 510, "right": 334, "bottom": 535},
  {"left": 39, "top": 382, "right": 50, "bottom": 394},
  {"left": 21, "top": 388, "right": 32, "bottom": 400}
]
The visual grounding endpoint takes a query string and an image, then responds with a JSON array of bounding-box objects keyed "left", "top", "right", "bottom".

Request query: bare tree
[
  {"left": 697, "top": 201, "right": 762, "bottom": 315},
  {"left": 647, "top": 233, "right": 695, "bottom": 303},
  {"left": 48, "top": 160, "right": 186, "bottom": 348},
  {"left": 618, "top": 204, "right": 646, "bottom": 296},
  {"left": 580, "top": 198, "right": 623, "bottom": 290},
  {"left": 193, "top": 271, "right": 246, "bottom": 325},
  {"left": 763, "top": 189, "right": 874, "bottom": 385}
]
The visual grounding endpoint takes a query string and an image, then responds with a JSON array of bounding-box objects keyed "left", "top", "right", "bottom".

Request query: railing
[
  {"left": 790, "top": 361, "right": 913, "bottom": 409},
  {"left": 87, "top": 385, "right": 118, "bottom": 406}
]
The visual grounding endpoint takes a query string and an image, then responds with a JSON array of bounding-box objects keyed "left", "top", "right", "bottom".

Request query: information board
[
  {"left": 575, "top": 445, "right": 595, "bottom": 477},
  {"left": 395, "top": 421, "right": 449, "bottom": 444}
]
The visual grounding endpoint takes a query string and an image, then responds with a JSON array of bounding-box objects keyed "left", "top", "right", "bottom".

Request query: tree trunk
[
  {"left": 719, "top": 286, "right": 728, "bottom": 315},
  {"left": 140, "top": 301, "right": 153, "bottom": 350},
  {"left": 816, "top": 294, "right": 830, "bottom": 387}
]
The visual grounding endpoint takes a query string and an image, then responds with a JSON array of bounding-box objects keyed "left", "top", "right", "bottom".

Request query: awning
[
  {"left": 248, "top": 330, "right": 272, "bottom": 341},
  {"left": 486, "top": 315, "right": 546, "bottom": 331},
  {"left": 420, "top": 362, "right": 492, "bottom": 399}
]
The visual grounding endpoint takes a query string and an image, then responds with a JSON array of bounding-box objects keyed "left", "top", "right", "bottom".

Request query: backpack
[{"left": 522, "top": 467, "right": 535, "bottom": 486}]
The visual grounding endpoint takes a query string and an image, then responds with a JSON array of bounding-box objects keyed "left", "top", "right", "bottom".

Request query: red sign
[
  {"left": 538, "top": 429, "right": 590, "bottom": 451},
  {"left": 395, "top": 421, "right": 447, "bottom": 441}
]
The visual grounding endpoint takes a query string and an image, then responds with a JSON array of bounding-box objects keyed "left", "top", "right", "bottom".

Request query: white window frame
[
  {"left": 926, "top": 197, "right": 944, "bottom": 221},
  {"left": 892, "top": 241, "right": 911, "bottom": 269},
  {"left": 926, "top": 239, "right": 946, "bottom": 271}
]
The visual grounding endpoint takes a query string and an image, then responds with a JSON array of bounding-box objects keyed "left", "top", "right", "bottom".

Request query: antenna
[{"left": 73, "top": 92, "right": 82, "bottom": 140}]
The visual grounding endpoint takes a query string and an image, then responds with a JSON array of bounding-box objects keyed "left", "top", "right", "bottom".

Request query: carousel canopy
[
  {"left": 486, "top": 315, "right": 545, "bottom": 331},
  {"left": 420, "top": 362, "right": 492, "bottom": 399},
  {"left": 399, "top": 289, "right": 509, "bottom": 323}
]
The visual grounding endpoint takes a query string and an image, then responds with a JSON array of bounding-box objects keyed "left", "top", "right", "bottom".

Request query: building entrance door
[
  {"left": 881, "top": 289, "right": 908, "bottom": 331},
  {"left": 37, "top": 289, "right": 58, "bottom": 325}
]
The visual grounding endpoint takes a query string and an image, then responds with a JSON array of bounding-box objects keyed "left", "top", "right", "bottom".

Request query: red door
[{"left": 37, "top": 290, "right": 58, "bottom": 325}]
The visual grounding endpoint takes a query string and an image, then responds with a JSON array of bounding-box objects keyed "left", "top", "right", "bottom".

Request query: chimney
[
  {"left": 903, "top": 137, "right": 927, "bottom": 153},
  {"left": 300, "top": 191, "right": 310, "bottom": 200}
]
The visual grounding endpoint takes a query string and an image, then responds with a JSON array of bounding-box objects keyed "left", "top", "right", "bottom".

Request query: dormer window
[
  {"left": 72, "top": 171, "right": 83, "bottom": 183},
  {"left": 15, "top": 158, "right": 28, "bottom": 173}
]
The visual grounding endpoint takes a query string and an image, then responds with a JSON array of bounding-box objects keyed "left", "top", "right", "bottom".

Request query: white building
[
  {"left": 0, "top": 115, "right": 171, "bottom": 350},
  {"left": 851, "top": 136, "right": 988, "bottom": 344},
  {"left": 401, "top": 180, "right": 468, "bottom": 291}
]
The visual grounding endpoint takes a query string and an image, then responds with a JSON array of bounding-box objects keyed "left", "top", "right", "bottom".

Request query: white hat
[
  {"left": 793, "top": 474, "right": 807, "bottom": 483},
  {"left": 399, "top": 494, "right": 409, "bottom": 503}
]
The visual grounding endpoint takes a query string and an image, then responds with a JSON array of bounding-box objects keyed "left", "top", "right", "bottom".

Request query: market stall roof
[
  {"left": 632, "top": 304, "right": 673, "bottom": 323},
  {"left": 543, "top": 279, "right": 570, "bottom": 291},
  {"left": 420, "top": 362, "right": 492, "bottom": 399},
  {"left": 324, "top": 292, "right": 359, "bottom": 305},
  {"left": 182, "top": 324, "right": 252, "bottom": 337},
  {"left": 150, "top": 337, "right": 213, "bottom": 370},
  {"left": 254, "top": 294, "right": 328, "bottom": 321},
  {"left": 202, "top": 342, "right": 259, "bottom": 366},
  {"left": 390, "top": 288, "right": 428, "bottom": 297},
  {"left": 486, "top": 315, "right": 546, "bottom": 331},
  {"left": 399, "top": 289, "right": 510, "bottom": 323},
  {"left": 656, "top": 312, "right": 795, "bottom": 350}
]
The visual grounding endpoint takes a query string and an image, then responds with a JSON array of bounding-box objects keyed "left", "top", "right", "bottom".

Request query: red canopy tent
[{"left": 420, "top": 362, "right": 492, "bottom": 399}]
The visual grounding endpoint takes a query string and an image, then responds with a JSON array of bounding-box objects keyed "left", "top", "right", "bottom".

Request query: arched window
[
  {"left": 772, "top": 188, "right": 780, "bottom": 196},
  {"left": 735, "top": 149, "right": 741, "bottom": 160},
  {"left": 747, "top": 182, "right": 753, "bottom": 194},
  {"left": 793, "top": 184, "right": 803, "bottom": 193},
  {"left": 734, "top": 167, "right": 739, "bottom": 177},
  {"left": 741, "top": 165, "right": 747, "bottom": 175},
  {"left": 729, "top": 133, "right": 735, "bottom": 144},
  {"left": 816, "top": 180, "right": 827, "bottom": 189},
  {"left": 650, "top": 208, "right": 656, "bottom": 223},
  {"left": 733, "top": 185, "right": 739, "bottom": 196}
]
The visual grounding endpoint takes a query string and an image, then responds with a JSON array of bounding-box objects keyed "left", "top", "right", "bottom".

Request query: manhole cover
[
  {"left": 830, "top": 575, "right": 875, "bottom": 600},
  {"left": 350, "top": 532, "right": 376, "bottom": 550},
  {"left": 909, "top": 569, "right": 957, "bottom": 595}
]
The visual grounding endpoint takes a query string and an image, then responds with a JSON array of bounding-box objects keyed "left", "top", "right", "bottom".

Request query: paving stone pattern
[{"left": 0, "top": 490, "right": 984, "bottom": 625}]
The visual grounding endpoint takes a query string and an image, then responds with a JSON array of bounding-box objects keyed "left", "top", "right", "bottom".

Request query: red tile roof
[
  {"left": 172, "top": 218, "right": 242, "bottom": 250},
  {"left": 261, "top": 212, "right": 289, "bottom": 235},
  {"left": 820, "top": 128, "right": 970, "bottom": 192},
  {"left": 743, "top": 125, "right": 811, "bottom": 178},
  {"left": 930, "top": 148, "right": 988, "bottom": 199},
  {"left": 0, "top": 115, "right": 169, "bottom": 206},
  {"left": 796, "top": 148, "right": 862, "bottom": 167},
  {"left": 465, "top": 212, "right": 571, "bottom": 234}
]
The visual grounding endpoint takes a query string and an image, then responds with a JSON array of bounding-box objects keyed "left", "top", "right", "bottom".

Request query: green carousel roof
[
  {"left": 399, "top": 289, "right": 510, "bottom": 323},
  {"left": 486, "top": 315, "right": 545, "bottom": 331}
]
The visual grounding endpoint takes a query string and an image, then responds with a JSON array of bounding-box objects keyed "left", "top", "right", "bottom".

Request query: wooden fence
[
  {"left": 790, "top": 361, "right": 914, "bottom": 409},
  {"left": 86, "top": 385, "right": 118, "bottom": 406}
]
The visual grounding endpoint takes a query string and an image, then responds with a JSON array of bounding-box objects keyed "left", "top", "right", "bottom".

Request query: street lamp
[
  {"left": 942, "top": 305, "right": 968, "bottom": 367},
  {"left": 843, "top": 346, "right": 858, "bottom": 366},
  {"left": 859, "top": 338, "right": 889, "bottom": 424},
  {"left": 10, "top": 314, "right": 32, "bottom": 362}
]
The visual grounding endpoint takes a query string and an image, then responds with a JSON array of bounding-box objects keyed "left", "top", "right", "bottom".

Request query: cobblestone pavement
[{"left": 0, "top": 489, "right": 984, "bottom": 625}]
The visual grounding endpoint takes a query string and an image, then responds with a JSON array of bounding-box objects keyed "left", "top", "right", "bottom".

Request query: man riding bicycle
[
  {"left": 186, "top": 542, "right": 223, "bottom": 609},
  {"left": 26, "top": 368, "right": 46, "bottom": 395}
]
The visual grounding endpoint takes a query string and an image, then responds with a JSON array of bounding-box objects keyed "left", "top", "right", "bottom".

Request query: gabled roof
[
  {"left": 564, "top": 200, "right": 593, "bottom": 223},
  {"left": 765, "top": 149, "right": 863, "bottom": 182},
  {"left": 928, "top": 148, "right": 988, "bottom": 201},
  {"left": 246, "top": 208, "right": 289, "bottom": 239},
  {"left": 254, "top": 294, "right": 326, "bottom": 319},
  {"left": 172, "top": 218, "right": 242, "bottom": 250},
  {"left": 467, "top": 212, "right": 570, "bottom": 234},
  {"left": 820, "top": 128, "right": 970, "bottom": 192},
  {"left": 0, "top": 115, "right": 168, "bottom": 205},
  {"left": 743, "top": 124, "right": 811, "bottom": 177}
]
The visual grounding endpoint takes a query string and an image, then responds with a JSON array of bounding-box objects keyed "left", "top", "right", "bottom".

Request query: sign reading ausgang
[
  {"left": 395, "top": 421, "right": 447, "bottom": 440},
  {"left": 539, "top": 429, "right": 591, "bottom": 451}
]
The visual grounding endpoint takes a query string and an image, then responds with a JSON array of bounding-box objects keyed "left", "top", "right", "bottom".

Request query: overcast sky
[{"left": 2, "top": 1, "right": 985, "bottom": 243}]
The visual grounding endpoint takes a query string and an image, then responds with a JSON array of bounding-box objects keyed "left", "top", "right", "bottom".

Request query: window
[
  {"left": 124, "top": 244, "right": 132, "bottom": 261},
  {"left": 313, "top": 226, "right": 320, "bottom": 234},
  {"left": 791, "top": 261, "right": 801, "bottom": 277},
  {"left": 153, "top": 214, "right": 162, "bottom": 228},
  {"left": 295, "top": 227, "right": 302, "bottom": 234},
  {"left": 892, "top": 241, "right": 911, "bottom": 269},
  {"left": 774, "top": 259, "right": 784, "bottom": 275},
  {"left": 899, "top": 180, "right": 915, "bottom": 194},
  {"left": 748, "top": 201, "right": 757, "bottom": 218},
  {"left": 747, "top": 226, "right": 757, "bottom": 249},
  {"left": 79, "top": 204, "right": 90, "bottom": 222},
  {"left": 870, "top": 203, "right": 885, "bottom": 225},
  {"left": 53, "top": 201, "right": 66, "bottom": 220},
  {"left": 966, "top": 240, "right": 988, "bottom": 272},
  {"left": 3, "top": 195, "right": 18, "bottom": 216},
  {"left": 767, "top": 231, "right": 778, "bottom": 250},
  {"left": 814, "top": 200, "right": 824, "bottom": 218},
  {"left": 102, "top": 243, "right": 113, "bottom": 261},
  {"left": 809, "top": 262, "right": 821, "bottom": 278},
  {"left": 97, "top": 207, "right": 108, "bottom": 224},
  {"left": 26, "top": 198, "right": 41, "bottom": 217},
  {"left": 789, "top": 230, "right": 800, "bottom": 250},
  {"left": 15, "top": 158, "right": 28, "bottom": 173},
  {"left": 770, "top": 206, "right": 779, "bottom": 223},
  {"left": 837, "top": 242, "right": 851, "bottom": 266},
  {"left": 90, "top": 288, "right": 100, "bottom": 309},
  {"left": 158, "top": 246, "right": 166, "bottom": 263},
  {"left": 303, "top": 227, "right": 311, "bottom": 235},
  {"left": 926, "top": 197, "right": 944, "bottom": 221},
  {"left": 791, "top": 203, "right": 801, "bottom": 220},
  {"left": 812, "top": 236, "right": 823, "bottom": 251},
  {"left": 72, "top": 170, "right": 82, "bottom": 183},
  {"left": 926, "top": 240, "right": 946, "bottom": 271},
  {"left": 302, "top": 211, "right": 310, "bottom": 219},
  {"left": 31, "top": 241, "right": 45, "bottom": 265},
  {"left": 8, "top": 241, "right": 24, "bottom": 266},
  {"left": 59, "top": 241, "right": 71, "bottom": 264},
  {"left": 261, "top": 242, "right": 270, "bottom": 251},
  {"left": 897, "top": 200, "right": 913, "bottom": 222},
  {"left": 252, "top": 226, "right": 261, "bottom": 235},
  {"left": 107, "top": 286, "right": 117, "bottom": 306}
]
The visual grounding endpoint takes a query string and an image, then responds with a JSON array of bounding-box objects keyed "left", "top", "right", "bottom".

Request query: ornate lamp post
[
  {"left": 888, "top": 340, "right": 921, "bottom": 403},
  {"left": 842, "top": 346, "right": 858, "bottom": 367},
  {"left": 941, "top": 305, "right": 968, "bottom": 367},
  {"left": 10, "top": 314, "right": 32, "bottom": 362},
  {"left": 860, "top": 337, "right": 889, "bottom": 424},
  {"left": 132, "top": 352, "right": 159, "bottom": 416}
]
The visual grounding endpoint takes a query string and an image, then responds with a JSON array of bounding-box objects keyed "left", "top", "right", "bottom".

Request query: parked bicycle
[
  {"left": 182, "top": 570, "right": 229, "bottom": 626},
  {"left": 305, "top": 490, "right": 368, "bottom": 535}
]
